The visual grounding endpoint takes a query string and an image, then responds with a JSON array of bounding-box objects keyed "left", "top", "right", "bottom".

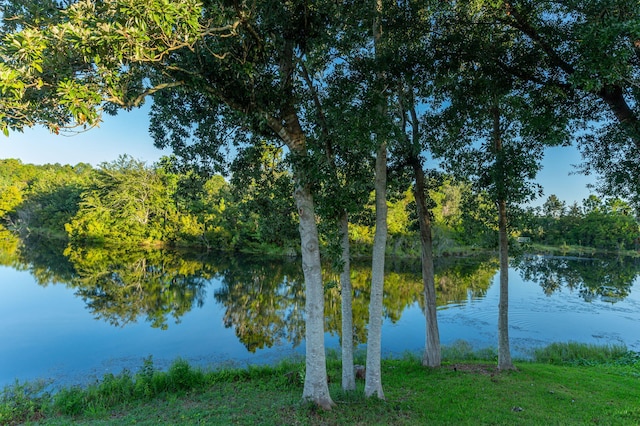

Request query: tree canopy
[{"left": 2, "top": 0, "right": 640, "bottom": 409}]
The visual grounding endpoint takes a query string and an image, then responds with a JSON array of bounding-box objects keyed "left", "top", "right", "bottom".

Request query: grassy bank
[{"left": 2, "top": 343, "right": 639, "bottom": 425}]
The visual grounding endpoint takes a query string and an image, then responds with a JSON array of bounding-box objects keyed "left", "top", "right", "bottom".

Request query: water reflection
[
  {"left": 3, "top": 234, "right": 640, "bottom": 387},
  {"left": 513, "top": 255, "right": 640, "bottom": 303},
  {"left": 1, "top": 236, "right": 500, "bottom": 351},
  {"left": 4, "top": 234, "right": 640, "bottom": 355},
  {"left": 3, "top": 233, "right": 76, "bottom": 284},
  {"left": 432, "top": 257, "right": 498, "bottom": 306},
  {"left": 65, "top": 246, "right": 215, "bottom": 329},
  {"left": 214, "top": 256, "right": 305, "bottom": 352}
]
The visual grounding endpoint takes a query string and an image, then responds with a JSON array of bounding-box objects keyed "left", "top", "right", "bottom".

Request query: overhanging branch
[{"left": 107, "top": 81, "right": 185, "bottom": 108}]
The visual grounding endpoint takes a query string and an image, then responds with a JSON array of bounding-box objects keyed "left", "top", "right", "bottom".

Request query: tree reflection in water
[
  {"left": 64, "top": 246, "right": 216, "bottom": 329},
  {"left": 213, "top": 256, "right": 306, "bottom": 352},
  {"left": 513, "top": 255, "right": 640, "bottom": 303},
  {"left": 2, "top": 235, "right": 499, "bottom": 351}
]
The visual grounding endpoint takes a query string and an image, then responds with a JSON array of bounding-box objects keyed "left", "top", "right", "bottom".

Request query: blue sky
[
  {"left": 0, "top": 105, "right": 595, "bottom": 207},
  {"left": 0, "top": 105, "right": 171, "bottom": 167}
]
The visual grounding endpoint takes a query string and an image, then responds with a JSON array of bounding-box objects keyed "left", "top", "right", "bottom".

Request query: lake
[{"left": 2, "top": 240, "right": 640, "bottom": 389}]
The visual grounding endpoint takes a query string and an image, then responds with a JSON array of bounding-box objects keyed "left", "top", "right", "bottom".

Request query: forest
[
  {"left": 0, "top": 0, "right": 639, "bottom": 409},
  {"left": 1, "top": 157, "right": 638, "bottom": 254}
]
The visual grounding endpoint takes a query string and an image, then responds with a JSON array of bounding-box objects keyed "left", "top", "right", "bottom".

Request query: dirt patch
[{"left": 447, "top": 364, "right": 500, "bottom": 375}]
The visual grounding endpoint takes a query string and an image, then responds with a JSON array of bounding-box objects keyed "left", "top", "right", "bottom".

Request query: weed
[{"left": 0, "top": 379, "right": 50, "bottom": 424}]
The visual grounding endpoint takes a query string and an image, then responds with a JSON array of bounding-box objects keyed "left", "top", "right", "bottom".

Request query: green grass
[
  {"left": 532, "top": 341, "right": 636, "bottom": 365},
  {"left": 2, "top": 343, "right": 639, "bottom": 425}
]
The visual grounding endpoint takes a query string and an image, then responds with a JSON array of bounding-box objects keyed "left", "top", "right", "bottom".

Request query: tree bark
[
  {"left": 295, "top": 180, "right": 335, "bottom": 409},
  {"left": 339, "top": 212, "right": 356, "bottom": 391},
  {"left": 267, "top": 112, "right": 334, "bottom": 409},
  {"left": 300, "top": 53, "right": 355, "bottom": 392},
  {"left": 412, "top": 161, "right": 441, "bottom": 368},
  {"left": 493, "top": 106, "right": 514, "bottom": 371},
  {"left": 364, "top": 0, "right": 387, "bottom": 399},
  {"left": 597, "top": 84, "right": 640, "bottom": 149},
  {"left": 497, "top": 197, "right": 514, "bottom": 370},
  {"left": 365, "top": 141, "right": 387, "bottom": 399}
]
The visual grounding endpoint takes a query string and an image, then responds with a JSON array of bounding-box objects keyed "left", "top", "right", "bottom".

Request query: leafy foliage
[{"left": 527, "top": 194, "right": 639, "bottom": 250}]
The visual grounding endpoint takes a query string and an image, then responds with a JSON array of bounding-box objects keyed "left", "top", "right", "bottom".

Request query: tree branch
[
  {"left": 494, "top": 58, "right": 573, "bottom": 93},
  {"left": 503, "top": 3, "right": 576, "bottom": 77},
  {"left": 107, "top": 81, "right": 185, "bottom": 108},
  {"left": 299, "top": 59, "right": 333, "bottom": 161}
]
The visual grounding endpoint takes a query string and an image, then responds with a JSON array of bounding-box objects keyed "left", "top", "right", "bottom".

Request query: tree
[
  {"left": 363, "top": 0, "right": 389, "bottom": 399},
  {"left": 0, "top": 184, "right": 23, "bottom": 222},
  {"left": 0, "top": 161, "right": 92, "bottom": 237},
  {"left": 530, "top": 193, "right": 639, "bottom": 249},
  {"left": 301, "top": 0, "right": 394, "bottom": 395},
  {"left": 583, "top": 194, "right": 605, "bottom": 215},
  {"left": 430, "top": 1, "right": 574, "bottom": 370},
  {"left": 301, "top": 61, "right": 374, "bottom": 393},
  {"left": 453, "top": 1, "right": 640, "bottom": 207},
  {"left": 0, "top": 0, "right": 338, "bottom": 408},
  {"left": 386, "top": 0, "right": 443, "bottom": 368},
  {"left": 542, "top": 195, "right": 566, "bottom": 219},
  {"left": 65, "top": 156, "right": 174, "bottom": 246},
  {"left": 229, "top": 142, "right": 298, "bottom": 253}
]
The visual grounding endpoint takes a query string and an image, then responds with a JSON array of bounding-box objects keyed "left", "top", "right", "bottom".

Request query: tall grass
[
  {"left": 441, "top": 340, "right": 498, "bottom": 362},
  {"left": 532, "top": 342, "right": 636, "bottom": 366},
  {"left": 49, "top": 355, "right": 309, "bottom": 419},
  {"left": 2, "top": 356, "right": 255, "bottom": 423}
]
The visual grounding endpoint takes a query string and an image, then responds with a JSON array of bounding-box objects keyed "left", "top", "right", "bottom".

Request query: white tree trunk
[
  {"left": 365, "top": 141, "right": 387, "bottom": 399},
  {"left": 339, "top": 213, "right": 356, "bottom": 391},
  {"left": 296, "top": 182, "right": 335, "bottom": 409}
]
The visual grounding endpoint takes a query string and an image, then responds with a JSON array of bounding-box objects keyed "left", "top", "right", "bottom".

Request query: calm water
[{"left": 2, "top": 242, "right": 640, "bottom": 389}]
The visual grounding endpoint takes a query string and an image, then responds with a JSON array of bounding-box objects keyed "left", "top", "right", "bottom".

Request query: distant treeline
[
  {"left": 523, "top": 194, "right": 640, "bottom": 251},
  {"left": 0, "top": 157, "right": 638, "bottom": 254}
]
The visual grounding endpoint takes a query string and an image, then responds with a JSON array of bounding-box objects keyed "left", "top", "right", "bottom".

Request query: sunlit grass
[{"left": 2, "top": 342, "right": 639, "bottom": 425}]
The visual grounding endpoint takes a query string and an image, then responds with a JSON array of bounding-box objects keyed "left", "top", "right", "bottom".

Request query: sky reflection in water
[{"left": 1, "top": 253, "right": 640, "bottom": 389}]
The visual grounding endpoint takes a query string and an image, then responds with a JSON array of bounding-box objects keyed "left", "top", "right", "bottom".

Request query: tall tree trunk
[
  {"left": 339, "top": 212, "right": 355, "bottom": 391},
  {"left": 412, "top": 161, "right": 441, "bottom": 367},
  {"left": 365, "top": 140, "right": 387, "bottom": 399},
  {"left": 403, "top": 85, "right": 441, "bottom": 368},
  {"left": 295, "top": 180, "right": 335, "bottom": 409},
  {"left": 497, "top": 197, "right": 513, "bottom": 370},
  {"left": 267, "top": 31, "right": 334, "bottom": 404},
  {"left": 492, "top": 106, "right": 514, "bottom": 371},
  {"left": 268, "top": 111, "right": 334, "bottom": 409},
  {"left": 364, "top": 0, "right": 387, "bottom": 399},
  {"left": 298, "top": 61, "right": 355, "bottom": 390}
]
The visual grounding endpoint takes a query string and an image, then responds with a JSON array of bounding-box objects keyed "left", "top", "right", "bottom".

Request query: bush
[{"left": 0, "top": 380, "right": 50, "bottom": 424}]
